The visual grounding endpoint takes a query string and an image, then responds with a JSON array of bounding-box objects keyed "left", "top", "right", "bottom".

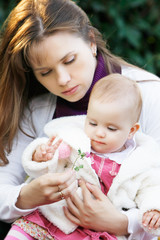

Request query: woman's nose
[{"left": 57, "top": 68, "right": 71, "bottom": 86}]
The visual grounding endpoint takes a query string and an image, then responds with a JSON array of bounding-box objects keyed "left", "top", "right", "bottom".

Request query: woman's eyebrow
[
  {"left": 34, "top": 67, "right": 48, "bottom": 71},
  {"left": 33, "top": 51, "right": 75, "bottom": 71},
  {"left": 60, "top": 51, "right": 75, "bottom": 61}
]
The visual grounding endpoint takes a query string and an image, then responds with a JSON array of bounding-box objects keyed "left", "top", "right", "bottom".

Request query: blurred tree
[
  {"left": 0, "top": 0, "right": 18, "bottom": 28},
  {"left": 0, "top": 0, "right": 160, "bottom": 75},
  {"left": 76, "top": 0, "right": 160, "bottom": 76}
]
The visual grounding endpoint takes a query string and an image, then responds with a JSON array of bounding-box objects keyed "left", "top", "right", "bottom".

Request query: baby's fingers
[
  {"left": 143, "top": 211, "right": 160, "bottom": 230},
  {"left": 40, "top": 144, "right": 48, "bottom": 154},
  {"left": 154, "top": 216, "right": 160, "bottom": 229},
  {"left": 52, "top": 139, "right": 62, "bottom": 153},
  {"left": 148, "top": 214, "right": 160, "bottom": 230},
  {"left": 142, "top": 212, "right": 152, "bottom": 228},
  {"left": 34, "top": 144, "right": 52, "bottom": 161},
  {"left": 48, "top": 136, "right": 57, "bottom": 146},
  {"left": 47, "top": 136, "right": 62, "bottom": 152}
]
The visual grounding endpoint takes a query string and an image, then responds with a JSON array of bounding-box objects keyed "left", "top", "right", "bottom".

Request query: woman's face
[{"left": 29, "top": 31, "right": 97, "bottom": 102}]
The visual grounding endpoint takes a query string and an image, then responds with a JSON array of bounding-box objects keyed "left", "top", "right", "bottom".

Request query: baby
[{"left": 20, "top": 74, "right": 160, "bottom": 239}]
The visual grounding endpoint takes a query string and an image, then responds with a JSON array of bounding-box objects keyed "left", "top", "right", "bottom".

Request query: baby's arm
[
  {"left": 142, "top": 210, "right": 160, "bottom": 230},
  {"left": 32, "top": 136, "right": 62, "bottom": 162}
]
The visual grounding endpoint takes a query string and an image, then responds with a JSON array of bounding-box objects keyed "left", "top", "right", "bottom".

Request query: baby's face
[{"left": 85, "top": 99, "right": 134, "bottom": 154}]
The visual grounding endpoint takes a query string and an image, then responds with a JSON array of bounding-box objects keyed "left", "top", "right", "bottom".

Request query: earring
[
  {"left": 93, "top": 47, "right": 97, "bottom": 57},
  {"left": 93, "top": 50, "right": 97, "bottom": 57},
  {"left": 92, "top": 46, "right": 97, "bottom": 57}
]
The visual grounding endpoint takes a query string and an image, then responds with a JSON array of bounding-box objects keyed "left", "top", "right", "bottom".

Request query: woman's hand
[
  {"left": 16, "top": 169, "right": 77, "bottom": 209},
  {"left": 64, "top": 180, "right": 128, "bottom": 236}
]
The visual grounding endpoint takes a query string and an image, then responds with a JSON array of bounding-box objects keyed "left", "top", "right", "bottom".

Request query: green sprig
[{"left": 72, "top": 149, "right": 86, "bottom": 171}]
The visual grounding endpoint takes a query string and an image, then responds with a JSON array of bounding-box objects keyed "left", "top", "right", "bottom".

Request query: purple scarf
[{"left": 53, "top": 54, "right": 121, "bottom": 118}]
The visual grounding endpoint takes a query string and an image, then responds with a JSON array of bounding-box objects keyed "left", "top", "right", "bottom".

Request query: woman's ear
[
  {"left": 89, "top": 30, "right": 97, "bottom": 57},
  {"left": 90, "top": 42, "right": 97, "bottom": 57},
  {"left": 128, "top": 123, "right": 140, "bottom": 139}
]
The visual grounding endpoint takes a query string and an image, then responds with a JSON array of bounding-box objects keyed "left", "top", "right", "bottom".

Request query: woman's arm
[
  {"left": 0, "top": 93, "right": 57, "bottom": 222},
  {"left": 0, "top": 130, "right": 36, "bottom": 222}
]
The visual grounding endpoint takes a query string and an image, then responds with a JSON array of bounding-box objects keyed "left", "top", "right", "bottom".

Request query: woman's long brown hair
[{"left": 0, "top": 0, "right": 128, "bottom": 165}]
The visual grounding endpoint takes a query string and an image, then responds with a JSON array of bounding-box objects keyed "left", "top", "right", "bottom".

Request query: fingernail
[
  {"left": 78, "top": 179, "right": 81, "bottom": 183},
  {"left": 86, "top": 181, "right": 92, "bottom": 186}
]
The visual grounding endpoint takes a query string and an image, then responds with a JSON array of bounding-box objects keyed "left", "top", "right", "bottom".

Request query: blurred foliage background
[{"left": 0, "top": 0, "right": 160, "bottom": 76}]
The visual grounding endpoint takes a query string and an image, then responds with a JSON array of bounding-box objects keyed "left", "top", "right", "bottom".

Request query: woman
[{"left": 0, "top": 0, "right": 160, "bottom": 239}]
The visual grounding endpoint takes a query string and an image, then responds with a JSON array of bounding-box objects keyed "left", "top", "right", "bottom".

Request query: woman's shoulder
[
  {"left": 29, "top": 93, "right": 57, "bottom": 110},
  {"left": 23, "top": 93, "right": 57, "bottom": 137},
  {"left": 30, "top": 92, "right": 57, "bottom": 121},
  {"left": 121, "top": 65, "right": 160, "bottom": 82}
]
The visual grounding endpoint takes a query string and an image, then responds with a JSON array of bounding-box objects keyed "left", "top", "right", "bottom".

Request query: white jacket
[
  {"left": 0, "top": 65, "right": 160, "bottom": 240},
  {"left": 22, "top": 115, "right": 100, "bottom": 234},
  {"left": 22, "top": 115, "right": 160, "bottom": 238}
]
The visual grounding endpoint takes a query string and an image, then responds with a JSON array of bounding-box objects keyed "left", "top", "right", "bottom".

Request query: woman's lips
[{"left": 62, "top": 85, "right": 79, "bottom": 96}]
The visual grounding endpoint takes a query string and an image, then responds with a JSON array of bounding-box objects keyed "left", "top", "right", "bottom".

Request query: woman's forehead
[
  {"left": 28, "top": 40, "right": 48, "bottom": 67},
  {"left": 28, "top": 32, "right": 89, "bottom": 67}
]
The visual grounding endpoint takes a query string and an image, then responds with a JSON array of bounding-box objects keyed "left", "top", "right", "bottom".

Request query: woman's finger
[
  {"left": 46, "top": 169, "right": 76, "bottom": 187},
  {"left": 61, "top": 179, "right": 78, "bottom": 198},
  {"left": 78, "top": 179, "right": 93, "bottom": 203},
  {"left": 65, "top": 196, "right": 80, "bottom": 217},
  {"left": 68, "top": 186, "right": 85, "bottom": 212},
  {"left": 63, "top": 204, "right": 81, "bottom": 225},
  {"left": 78, "top": 179, "right": 104, "bottom": 202},
  {"left": 57, "top": 170, "right": 77, "bottom": 187}
]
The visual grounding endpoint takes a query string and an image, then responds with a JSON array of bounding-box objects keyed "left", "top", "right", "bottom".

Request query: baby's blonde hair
[{"left": 89, "top": 74, "right": 142, "bottom": 123}]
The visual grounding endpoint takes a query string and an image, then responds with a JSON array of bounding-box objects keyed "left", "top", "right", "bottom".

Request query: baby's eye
[
  {"left": 108, "top": 127, "right": 117, "bottom": 131},
  {"left": 41, "top": 70, "right": 52, "bottom": 77},
  {"left": 89, "top": 122, "right": 97, "bottom": 126}
]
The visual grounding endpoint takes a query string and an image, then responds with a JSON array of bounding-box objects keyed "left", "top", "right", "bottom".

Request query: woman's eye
[
  {"left": 65, "top": 56, "right": 75, "bottom": 65},
  {"left": 41, "top": 70, "right": 52, "bottom": 77}
]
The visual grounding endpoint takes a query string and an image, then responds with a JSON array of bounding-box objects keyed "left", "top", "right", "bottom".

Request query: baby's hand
[
  {"left": 142, "top": 210, "right": 160, "bottom": 230},
  {"left": 32, "top": 136, "right": 62, "bottom": 162}
]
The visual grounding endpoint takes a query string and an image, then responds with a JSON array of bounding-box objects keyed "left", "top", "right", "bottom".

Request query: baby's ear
[{"left": 128, "top": 123, "right": 140, "bottom": 139}]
